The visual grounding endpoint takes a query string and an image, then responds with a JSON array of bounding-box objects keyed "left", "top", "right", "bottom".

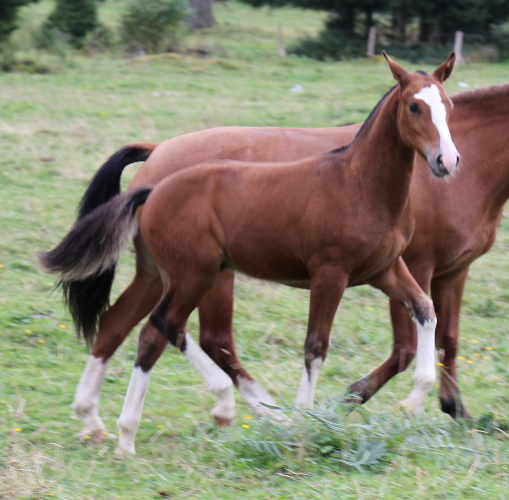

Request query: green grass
[{"left": 2, "top": 1, "right": 509, "bottom": 498}]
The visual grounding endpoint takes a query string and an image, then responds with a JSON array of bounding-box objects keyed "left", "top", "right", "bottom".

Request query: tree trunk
[{"left": 188, "top": 0, "right": 215, "bottom": 29}]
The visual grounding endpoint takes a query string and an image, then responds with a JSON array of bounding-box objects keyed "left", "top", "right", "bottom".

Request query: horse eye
[{"left": 409, "top": 102, "right": 419, "bottom": 114}]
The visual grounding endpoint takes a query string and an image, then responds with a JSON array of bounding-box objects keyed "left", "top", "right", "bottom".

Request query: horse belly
[{"left": 225, "top": 243, "right": 310, "bottom": 283}]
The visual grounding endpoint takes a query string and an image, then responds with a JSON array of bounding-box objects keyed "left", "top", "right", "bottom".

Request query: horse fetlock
[
  {"left": 346, "top": 379, "right": 369, "bottom": 404},
  {"left": 115, "top": 439, "right": 136, "bottom": 457},
  {"left": 237, "top": 376, "right": 277, "bottom": 417},
  {"left": 210, "top": 384, "right": 236, "bottom": 425},
  {"left": 73, "top": 402, "right": 106, "bottom": 439}
]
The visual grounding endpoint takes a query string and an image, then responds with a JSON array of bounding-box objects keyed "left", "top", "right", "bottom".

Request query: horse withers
[{"left": 40, "top": 53, "right": 458, "bottom": 454}]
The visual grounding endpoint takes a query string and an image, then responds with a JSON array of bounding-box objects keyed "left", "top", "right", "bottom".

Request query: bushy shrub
[
  {"left": 43, "top": 0, "right": 97, "bottom": 49},
  {"left": 120, "top": 0, "right": 188, "bottom": 54},
  {"left": 82, "top": 23, "right": 117, "bottom": 55},
  {"left": 288, "top": 29, "right": 366, "bottom": 61}
]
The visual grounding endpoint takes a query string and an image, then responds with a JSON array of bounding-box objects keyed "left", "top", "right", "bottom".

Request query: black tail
[
  {"left": 78, "top": 142, "right": 158, "bottom": 219},
  {"left": 44, "top": 141, "right": 157, "bottom": 347},
  {"left": 40, "top": 187, "right": 153, "bottom": 346}
]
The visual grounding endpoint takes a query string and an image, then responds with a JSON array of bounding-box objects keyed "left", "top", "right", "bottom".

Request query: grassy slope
[{"left": 1, "top": 1, "right": 509, "bottom": 498}]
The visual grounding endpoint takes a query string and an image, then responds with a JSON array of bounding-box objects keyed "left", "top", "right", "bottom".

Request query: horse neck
[
  {"left": 454, "top": 88, "right": 509, "bottom": 212},
  {"left": 346, "top": 88, "right": 415, "bottom": 215}
]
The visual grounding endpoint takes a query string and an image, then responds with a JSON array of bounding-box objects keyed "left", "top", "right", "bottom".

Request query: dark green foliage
[
  {"left": 0, "top": 0, "right": 37, "bottom": 44},
  {"left": 240, "top": 0, "right": 509, "bottom": 61},
  {"left": 43, "top": 0, "right": 98, "bottom": 48},
  {"left": 288, "top": 28, "right": 366, "bottom": 61},
  {"left": 120, "top": 0, "right": 188, "bottom": 54}
]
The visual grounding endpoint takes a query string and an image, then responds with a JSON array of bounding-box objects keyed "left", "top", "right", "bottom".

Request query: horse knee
[{"left": 411, "top": 295, "right": 435, "bottom": 327}]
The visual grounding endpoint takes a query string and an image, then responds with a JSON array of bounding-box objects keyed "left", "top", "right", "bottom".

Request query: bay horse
[{"left": 40, "top": 54, "right": 459, "bottom": 454}]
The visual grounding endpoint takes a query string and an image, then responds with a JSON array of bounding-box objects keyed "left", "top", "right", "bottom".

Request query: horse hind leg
[
  {"left": 198, "top": 270, "right": 276, "bottom": 417},
  {"left": 431, "top": 269, "right": 471, "bottom": 419},
  {"left": 368, "top": 258, "right": 436, "bottom": 413},
  {"left": 73, "top": 233, "right": 163, "bottom": 442},
  {"left": 346, "top": 298, "right": 417, "bottom": 406},
  {"left": 117, "top": 269, "right": 235, "bottom": 455},
  {"left": 116, "top": 321, "right": 166, "bottom": 455}
]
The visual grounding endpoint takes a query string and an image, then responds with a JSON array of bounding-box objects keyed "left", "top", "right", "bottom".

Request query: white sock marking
[
  {"left": 117, "top": 366, "right": 152, "bottom": 455},
  {"left": 414, "top": 84, "right": 458, "bottom": 169},
  {"left": 295, "top": 357, "right": 323, "bottom": 408},
  {"left": 73, "top": 355, "right": 109, "bottom": 436},
  {"left": 183, "top": 332, "right": 235, "bottom": 423},
  {"left": 237, "top": 376, "right": 277, "bottom": 417},
  {"left": 400, "top": 317, "right": 437, "bottom": 412}
]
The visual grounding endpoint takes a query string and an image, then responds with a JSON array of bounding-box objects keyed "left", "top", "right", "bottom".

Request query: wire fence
[{"left": 373, "top": 30, "right": 509, "bottom": 63}]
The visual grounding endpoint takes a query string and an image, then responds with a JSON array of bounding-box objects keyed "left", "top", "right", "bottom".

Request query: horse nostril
[
  {"left": 437, "top": 154, "right": 443, "bottom": 167},
  {"left": 455, "top": 156, "right": 460, "bottom": 168}
]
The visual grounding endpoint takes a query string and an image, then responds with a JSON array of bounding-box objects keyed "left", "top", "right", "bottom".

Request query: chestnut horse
[{"left": 41, "top": 54, "right": 459, "bottom": 454}]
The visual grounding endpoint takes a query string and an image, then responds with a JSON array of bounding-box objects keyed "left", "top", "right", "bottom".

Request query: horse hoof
[
  {"left": 399, "top": 398, "right": 423, "bottom": 414},
  {"left": 345, "top": 379, "right": 369, "bottom": 405},
  {"left": 115, "top": 444, "right": 136, "bottom": 457},
  {"left": 214, "top": 416, "right": 232, "bottom": 426}
]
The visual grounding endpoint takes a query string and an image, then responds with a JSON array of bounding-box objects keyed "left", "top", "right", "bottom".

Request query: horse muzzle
[{"left": 428, "top": 144, "right": 460, "bottom": 178}]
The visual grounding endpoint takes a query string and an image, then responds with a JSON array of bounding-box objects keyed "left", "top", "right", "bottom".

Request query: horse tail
[
  {"left": 78, "top": 142, "right": 158, "bottom": 219},
  {"left": 39, "top": 187, "right": 153, "bottom": 346},
  {"left": 53, "top": 142, "right": 156, "bottom": 347}
]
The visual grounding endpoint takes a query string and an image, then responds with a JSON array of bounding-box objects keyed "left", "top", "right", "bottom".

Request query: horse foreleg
[
  {"left": 347, "top": 264, "right": 433, "bottom": 406},
  {"left": 295, "top": 269, "right": 346, "bottom": 408},
  {"left": 198, "top": 270, "right": 276, "bottom": 417},
  {"left": 431, "top": 269, "right": 472, "bottom": 419},
  {"left": 73, "top": 235, "right": 162, "bottom": 442},
  {"left": 368, "top": 257, "right": 436, "bottom": 413}
]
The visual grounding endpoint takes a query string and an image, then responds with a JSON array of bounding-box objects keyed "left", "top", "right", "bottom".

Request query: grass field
[{"left": 1, "top": 1, "right": 509, "bottom": 498}]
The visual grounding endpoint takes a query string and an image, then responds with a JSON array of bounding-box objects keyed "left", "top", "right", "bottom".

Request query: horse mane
[
  {"left": 452, "top": 83, "right": 509, "bottom": 105},
  {"left": 328, "top": 85, "right": 397, "bottom": 155}
]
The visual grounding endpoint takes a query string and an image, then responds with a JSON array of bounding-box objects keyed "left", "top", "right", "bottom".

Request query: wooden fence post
[
  {"left": 454, "top": 31, "right": 464, "bottom": 64},
  {"left": 278, "top": 24, "right": 286, "bottom": 57},
  {"left": 367, "top": 26, "right": 376, "bottom": 57}
]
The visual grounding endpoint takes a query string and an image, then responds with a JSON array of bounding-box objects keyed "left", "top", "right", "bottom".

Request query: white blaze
[{"left": 414, "top": 84, "right": 458, "bottom": 169}]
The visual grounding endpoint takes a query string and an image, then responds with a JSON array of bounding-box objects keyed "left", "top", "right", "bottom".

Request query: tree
[
  {"left": 0, "top": 0, "right": 37, "bottom": 44},
  {"left": 188, "top": 0, "right": 215, "bottom": 29},
  {"left": 44, "top": 0, "right": 97, "bottom": 48}
]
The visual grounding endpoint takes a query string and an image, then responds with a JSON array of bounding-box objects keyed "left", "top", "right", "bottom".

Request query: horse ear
[
  {"left": 383, "top": 51, "right": 409, "bottom": 86},
  {"left": 433, "top": 53, "right": 456, "bottom": 83}
]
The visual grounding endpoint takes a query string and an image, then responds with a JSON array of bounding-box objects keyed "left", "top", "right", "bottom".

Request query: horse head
[{"left": 384, "top": 52, "right": 460, "bottom": 178}]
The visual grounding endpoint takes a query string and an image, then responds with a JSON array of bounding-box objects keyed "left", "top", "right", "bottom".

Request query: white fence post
[
  {"left": 454, "top": 31, "right": 464, "bottom": 64},
  {"left": 367, "top": 26, "right": 376, "bottom": 57}
]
